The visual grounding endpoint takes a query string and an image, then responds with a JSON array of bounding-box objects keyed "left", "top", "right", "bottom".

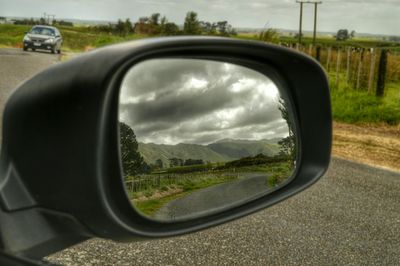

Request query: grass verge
[
  {"left": 132, "top": 176, "right": 237, "bottom": 216},
  {"left": 134, "top": 191, "right": 191, "bottom": 216},
  {"left": 0, "top": 24, "right": 147, "bottom": 52},
  {"left": 330, "top": 82, "right": 400, "bottom": 125}
]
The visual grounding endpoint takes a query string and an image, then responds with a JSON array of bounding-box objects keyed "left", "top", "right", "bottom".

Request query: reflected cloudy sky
[{"left": 119, "top": 59, "right": 289, "bottom": 145}]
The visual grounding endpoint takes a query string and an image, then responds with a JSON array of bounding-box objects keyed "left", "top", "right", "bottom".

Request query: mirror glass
[{"left": 119, "top": 58, "right": 297, "bottom": 222}]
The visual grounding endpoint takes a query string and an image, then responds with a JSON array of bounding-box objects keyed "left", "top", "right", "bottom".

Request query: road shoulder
[{"left": 333, "top": 122, "right": 400, "bottom": 172}]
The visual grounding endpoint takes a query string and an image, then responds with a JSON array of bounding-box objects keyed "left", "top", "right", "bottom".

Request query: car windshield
[{"left": 30, "top": 27, "right": 55, "bottom": 36}]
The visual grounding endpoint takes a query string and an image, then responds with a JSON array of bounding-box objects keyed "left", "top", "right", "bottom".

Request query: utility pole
[
  {"left": 49, "top": 14, "right": 56, "bottom": 25},
  {"left": 42, "top": 13, "right": 55, "bottom": 25},
  {"left": 297, "top": 1, "right": 304, "bottom": 44},
  {"left": 312, "top": 2, "right": 321, "bottom": 45},
  {"left": 296, "top": 1, "right": 322, "bottom": 45}
]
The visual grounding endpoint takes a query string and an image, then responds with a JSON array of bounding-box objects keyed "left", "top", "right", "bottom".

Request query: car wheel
[
  {"left": 51, "top": 47, "right": 56, "bottom": 54},
  {"left": 32, "top": 48, "right": 36, "bottom": 52},
  {"left": 23, "top": 47, "right": 27, "bottom": 51},
  {"left": 57, "top": 49, "right": 61, "bottom": 54}
]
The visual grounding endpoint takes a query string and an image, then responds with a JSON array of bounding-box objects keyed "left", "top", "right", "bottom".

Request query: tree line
[
  {"left": 167, "top": 158, "right": 206, "bottom": 168},
  {"left": 13, "top": 17, "right": 74, "bottom": 27},
  {"left": 90, "top": 11, "right": 237, "bottom": 37},
  {"left": 119, "top": 121, "right": 295, "bottom": 178}
]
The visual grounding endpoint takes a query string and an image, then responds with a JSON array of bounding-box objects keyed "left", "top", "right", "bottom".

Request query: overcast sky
[
  {"left": 119, "top": 59, "right": 289, "bottom": 145},
  {"left": 1, "top": 0, "right": 399, "bottom": 35}
]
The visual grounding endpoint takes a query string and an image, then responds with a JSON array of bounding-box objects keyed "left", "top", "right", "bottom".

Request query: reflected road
[{"left": 154, "top": 173, "right": 271, "bottom": 220}]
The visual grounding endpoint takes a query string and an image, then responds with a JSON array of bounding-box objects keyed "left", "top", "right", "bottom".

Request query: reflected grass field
[{"left": 128, "top": 160, "right": 294, "bottom": 216}]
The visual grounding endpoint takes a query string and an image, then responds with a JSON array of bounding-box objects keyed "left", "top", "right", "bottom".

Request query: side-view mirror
[{"left": 0, "top": 37, "right": 331, "bottom": 262}]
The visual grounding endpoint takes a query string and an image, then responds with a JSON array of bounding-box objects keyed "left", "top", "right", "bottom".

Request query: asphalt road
[
  {"left": 1, "top": 48, "right": 399, "bottom": 265},
  {"left": 154, "top": 173, "right": 270, "bottom": 221},
  {"left": 46, "top": 158, "right": 400, "bottom": 266}
]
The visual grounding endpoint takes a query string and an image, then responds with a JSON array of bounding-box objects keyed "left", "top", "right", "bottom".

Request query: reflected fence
[{"left": 124, "top": 171, "right": 240, "bottom": 193}]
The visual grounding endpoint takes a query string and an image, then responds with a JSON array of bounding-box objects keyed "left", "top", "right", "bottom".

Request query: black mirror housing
[{"left": 0, "top": 37, "right": 331, "bottom": 259}]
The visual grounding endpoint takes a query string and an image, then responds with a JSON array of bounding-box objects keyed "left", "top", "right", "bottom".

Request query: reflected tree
[
  {"left": 119, "top": 122, "right": 148, "bottom": 177},
  {"left": 169, "top": 158, "right": 184, "bottom": 167},
  {"left": 155, "top": 159, "right": 163, "bottom": 169},
  {"left": 184, "top": 159, "right": 204, "bottom": 166},
  {"left": 278, "top": 99, "right": 296, "bottom": 161}
]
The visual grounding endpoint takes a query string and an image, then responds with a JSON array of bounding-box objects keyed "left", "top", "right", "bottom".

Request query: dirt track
[{"left": 333, "top": 122, "right": 400, "bottom": 171}]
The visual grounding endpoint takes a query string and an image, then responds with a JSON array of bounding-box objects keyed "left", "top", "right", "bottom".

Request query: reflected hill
[{"left": 138, "top": 138, "right": 280, "bottom": 166}]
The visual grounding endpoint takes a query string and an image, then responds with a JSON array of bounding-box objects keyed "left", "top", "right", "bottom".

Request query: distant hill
[
  {"left": 138, "top": 139, "right": 280, "bottom": 167},
  {"left": 208, "top": 139, "right": 280, "bottom": 159},
  {"left": 138, "top": 143, "right": 231, "bottom": 167}
]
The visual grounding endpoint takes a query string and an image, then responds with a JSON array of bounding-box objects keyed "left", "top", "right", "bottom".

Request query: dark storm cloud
[
  {"left": 119, "top": 62, "right": 268, "bottom": 127},
  {"left": 2, "top": 0, "right": 398, "bottom": 35},
  {"left": 119, "top": 58, "right": 289, "bottom": 144}
]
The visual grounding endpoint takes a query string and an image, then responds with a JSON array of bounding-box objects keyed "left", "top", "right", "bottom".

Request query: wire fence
[
  {"left": 280, "top": 43, "right": 400, "bottom": 95},
  {"left": 125, "top": 171, "right": 240, "bottom": 193}
]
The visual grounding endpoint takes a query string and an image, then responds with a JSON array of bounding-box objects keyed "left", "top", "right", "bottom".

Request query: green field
[
  {"left": 3, "top": 24, "right": 400, "bottom": 51},
  {"left": 0, "top": 24, "right": 30, "bottom": 48},
  {"left": 0, "top": 24, "right": 146, "bottom": 52},
  {"left": 326, "top": 62, "right": 400, "bottom": 125},
  {"left": 330, "top": 82, "right": 400, "bottom": 125},
  {"left": 279, "top": 36, "right": 400, "bottom": 50}
]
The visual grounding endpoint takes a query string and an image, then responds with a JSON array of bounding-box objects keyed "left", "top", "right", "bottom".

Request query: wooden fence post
[
  {"left": 316, "top": 46, "right": 321, "bottom": 62},
  {"left": 368, "top": 48, "right": 377, "bottom": 93},
  {"left": 326, "top": 47, "right": 332, "bottom": 72},
  {"left": 376, "top": 49, "right": 388, "bottom": 97},
  {"left": 336, "top": 48, "right": 341, "bottom": 89},
  {"left": 396, "top": 55, "right": 400, "bottom": 82},
  {"left": 346, "top": 47, "right": 351, "bottom": 84},
  {"left": 356, "top": 49, "right": 365, "bottom": 90},
  {"left": 308, "top": 44, "right": 313, "bottom": 55}
]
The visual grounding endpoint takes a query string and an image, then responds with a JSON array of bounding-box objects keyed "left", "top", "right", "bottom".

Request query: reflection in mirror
[{"left": 119, "top": 59, "right": 297, "bottom": 222}]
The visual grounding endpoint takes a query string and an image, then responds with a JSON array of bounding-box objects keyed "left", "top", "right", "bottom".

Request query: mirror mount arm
[
  {"left": 0, "top": 161, "right": 91, "bottom": 260},
  {"left": 0, "top": 205, "right": 91, "bottom": 261},
  {"left": 0, "top": 161, "right": 36, "bottom": 211}
]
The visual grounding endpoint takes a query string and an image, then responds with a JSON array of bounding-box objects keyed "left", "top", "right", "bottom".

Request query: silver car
[{"left": 22, "top": 25, "right": 63, "bottom": 54}]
